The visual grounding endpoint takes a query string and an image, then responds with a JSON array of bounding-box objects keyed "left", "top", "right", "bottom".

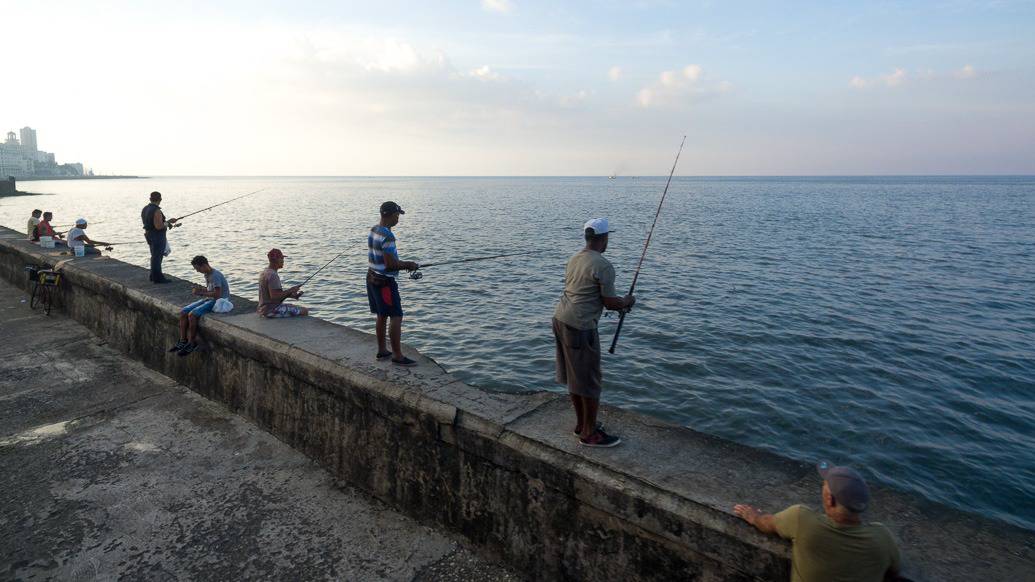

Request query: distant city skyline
[
  {"left": 3, "top": 1, "right": 1034, "bottom": 176},
  {"left": 0, "top": 126, "right": 86, "bottom": 178}
]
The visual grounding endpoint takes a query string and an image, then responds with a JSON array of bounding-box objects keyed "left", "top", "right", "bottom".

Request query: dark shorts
[
  {"left": 553, "top": 317, "right": 602, "bottom": 399},
  {"left": 367, "top": 275, "right": 403, "bottom": 317}
]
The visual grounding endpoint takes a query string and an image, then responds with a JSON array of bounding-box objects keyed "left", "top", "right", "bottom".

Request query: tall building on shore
[
  {"left": 0, "top": 126, "right": 83, "bottom": 178},
  {"left": 20, "top": 127, "right": 37, "bottom": 154},
  {"left": 0, "top": 132, "right": 32, "bottom": 177}
]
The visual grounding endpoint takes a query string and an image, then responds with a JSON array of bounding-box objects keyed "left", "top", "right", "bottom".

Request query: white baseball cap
[
  {"left": 75, "top": 218, "right": 87, "bottom": 226},
  {"left": 583, "top": 218, "right": 612, "bottom": 235}
]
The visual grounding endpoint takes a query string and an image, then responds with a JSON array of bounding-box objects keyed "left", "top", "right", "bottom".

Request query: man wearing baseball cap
[
  {"left": 734, "top": 463, "right": 902, "bottom": 582},
  {"left": 552, "top": 218, "right": 635, "bottom": 448},
  {"left": 65, "top": 218, "right": 111, "bottom": 255},
  {"left": 258, "top": 248, "right": 309, "bottom": 318},
  {"left": 367, "top": 201, "right": 419, "bottom": 366}
]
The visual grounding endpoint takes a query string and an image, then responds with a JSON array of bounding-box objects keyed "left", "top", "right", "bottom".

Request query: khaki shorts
[{"left": 552, "top": 318, "right": 602, "bottom": 399}]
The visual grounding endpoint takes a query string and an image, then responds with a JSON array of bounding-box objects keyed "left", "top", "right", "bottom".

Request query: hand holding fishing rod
[{"left": 609, "top": 135, "right": 686, "bottom": 354}]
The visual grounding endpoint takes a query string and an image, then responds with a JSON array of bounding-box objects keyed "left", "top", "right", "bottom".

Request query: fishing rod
[
  {"left": 298, "top": 249, "right": 350, "bottom": 287},
  {"left": 408, "top": 250, "right": 541, "bottom": 280},
  {"left": 56, "top": 220, "right": 106, "bottom": 228},
  {"left": 170, "top": 188, "right": 268, "bottom": 223},
  {"left": 608, "top": 135, "right": 686, "bottom": 355}
]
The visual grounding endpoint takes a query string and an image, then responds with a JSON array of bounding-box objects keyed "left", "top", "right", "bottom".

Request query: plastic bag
[{"left": 213, "top": 298, "right": 234, "bottom": 313}]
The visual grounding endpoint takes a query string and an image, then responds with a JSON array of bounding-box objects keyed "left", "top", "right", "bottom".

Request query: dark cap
[
  {"left": 267, "top": 248, "right": 285, "bottom": 260},
  {"left": 380, "top": 201, "right": 405, "bottom": 216},
  {"left": 818, "top": 462, "right": 871, "bottom": 513}
]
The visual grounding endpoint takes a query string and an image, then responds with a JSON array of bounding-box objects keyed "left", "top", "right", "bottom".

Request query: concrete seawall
[{"left": 1, "top": 225, "right": 1031, "bottom": 581}]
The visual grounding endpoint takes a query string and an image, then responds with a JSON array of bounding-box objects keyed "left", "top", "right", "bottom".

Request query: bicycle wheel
[
  {"left": 29, "top": 282, "right": 41, "bottom": 310},
  {"left": 43, "top": 285, "right": 53, "bottom": 316}
]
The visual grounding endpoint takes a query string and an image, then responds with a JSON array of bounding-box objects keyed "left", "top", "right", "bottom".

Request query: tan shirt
[
  {"left": 27, "top": 217, "right": 39, "bottom": 238},
  {"left": 257, "top": 268, "right": 282, "bottom": 315},
  {"left": 553, "top": 249, "right": 618, "bottom": 330},
  {"left": 773, "top": 505, "right": 901, "bottom": 582}
]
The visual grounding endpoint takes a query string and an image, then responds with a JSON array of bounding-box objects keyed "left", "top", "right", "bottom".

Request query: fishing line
[{"left": 608, "top": 135, "right": 686, "bottom": 355}]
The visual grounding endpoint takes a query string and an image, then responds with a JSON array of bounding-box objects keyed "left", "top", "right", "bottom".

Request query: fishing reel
[{"left": 409, "top": 269, "right": 424, "bottom": 280}]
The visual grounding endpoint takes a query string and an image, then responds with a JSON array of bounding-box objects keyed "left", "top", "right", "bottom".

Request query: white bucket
[
  {"left": 74, "top": 245, "right": 85, "bottom": 257},
  {"left": 40, "top": 236, "right": 55, "bottom": 249}
]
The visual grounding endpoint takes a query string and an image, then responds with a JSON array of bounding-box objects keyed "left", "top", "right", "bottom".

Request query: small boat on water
[{"left": 608, "top": 173, "right": 616, "bottom": 180}]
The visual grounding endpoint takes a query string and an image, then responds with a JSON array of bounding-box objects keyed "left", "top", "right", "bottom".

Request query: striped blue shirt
[{"left": 368, "top": 225, "right": 399, "bottom": 278}]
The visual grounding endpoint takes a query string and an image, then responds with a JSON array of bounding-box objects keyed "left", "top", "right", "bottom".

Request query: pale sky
[{"left": 3, "top": 0, "right": 1034, "bottom": 175}]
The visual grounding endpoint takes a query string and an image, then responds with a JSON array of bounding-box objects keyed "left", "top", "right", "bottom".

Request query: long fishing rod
[
  {"left": 171, "top": 188, "right": 267, "bottom": 223},
  {"left": 608, "top": 135, "right": 686, "bottom": 355},
  {"left": 408, "top": 250, "right": 540, "bottom": 280}
]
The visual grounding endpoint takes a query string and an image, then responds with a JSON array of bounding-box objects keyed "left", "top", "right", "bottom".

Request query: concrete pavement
[{"left": 0, "top": 278, "right": 518, "bottom": 582}]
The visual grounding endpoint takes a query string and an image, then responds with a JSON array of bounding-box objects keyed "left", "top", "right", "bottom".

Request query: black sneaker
[
  {"left": 579, "top": 429, "right": 621, "bottom": 448},
  {"left": 391, "top": 356, "right": 417, "bottom": 367},
  {"left": 153, "top": 277, "right": 171, "bottom": 284},
  {"left": 573, "top": 422, "right": 604, "bottom": 438},
  {"left": 169, "top": 340, "right": 188, "bottom": 353},
  {"left": 177, "top": 342, "right": 198, "bottom": 357},
  {"left": 376, "top": 350, "right": 393, "bottom": 360}
]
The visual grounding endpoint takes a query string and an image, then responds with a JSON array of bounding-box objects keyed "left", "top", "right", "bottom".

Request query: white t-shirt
[{"left": 67, "top": 227, "right": 86, "bottom": 248}]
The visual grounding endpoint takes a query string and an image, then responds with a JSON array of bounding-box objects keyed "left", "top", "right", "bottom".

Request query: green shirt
[
  {"left": 773, "top": 504, "right": 901, "bottom": 582},
  {"left": 553, "top": 249, "right": 618, "bottom": 330}
]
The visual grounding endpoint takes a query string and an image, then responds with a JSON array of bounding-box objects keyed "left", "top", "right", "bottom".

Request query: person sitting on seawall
[
  {"left": 734, "top": 463, "right": 903, "bottom": 582},
  {"left": 65, "top": 218, "right": 112, "bottom": 255},
  {"left": 258, "top": 248, "right": 310, "bottom": 318},
  {"left": 35, "top": 212, "right": 65, "bottom": 244},
  {"left": 169, "top": 255, "right": 231, "bottom": 357},
  {"left": 27, "top": 209, "right": 42, "bottom": 240}
]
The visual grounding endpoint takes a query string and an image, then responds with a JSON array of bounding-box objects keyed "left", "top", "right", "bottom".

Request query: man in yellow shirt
[
  {"left": 27, "top": 209, "right": 41, "bottom": 240},
  {"left": 734, "top": 464, "right": 902, "bottom": 582}
]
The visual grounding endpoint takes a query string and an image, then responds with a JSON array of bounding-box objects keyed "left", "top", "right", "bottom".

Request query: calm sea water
[{"left": 4, "top": 176, "right": 1034, "bottom": 530}]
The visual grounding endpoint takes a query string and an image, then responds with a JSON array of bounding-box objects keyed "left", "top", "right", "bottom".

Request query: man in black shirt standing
[{"left": 141, "top": 191, "right": 177, "bottom": 283}]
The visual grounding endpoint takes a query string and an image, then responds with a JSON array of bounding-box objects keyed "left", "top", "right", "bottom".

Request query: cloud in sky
[
  {"left": 481, "top": 0, "right": 513, "bottom": 14},
  {"left": 636, "top": 64, "right": 727, "bottom": 108},
  {"left": 849, "top": 68, "right": 907, "bottom": 89},
  {"left": 955, "top": 64, "right": 977, "bottom": 79},
  {"left": 850, "top": 65, "right": 979, "bottom": 88}
]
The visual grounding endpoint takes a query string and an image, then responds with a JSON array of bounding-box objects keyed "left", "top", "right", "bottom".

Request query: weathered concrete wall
[
  {"left": 0, "top": 179, "right": 15, "bottom": 196},
  {"left": 1, "top": 225, "right": 1031, "bottom": 581}
]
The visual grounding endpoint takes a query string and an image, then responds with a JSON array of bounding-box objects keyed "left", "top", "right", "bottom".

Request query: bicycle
[{"left": 26, "top": 264, "right": 61, "bottom": 316}]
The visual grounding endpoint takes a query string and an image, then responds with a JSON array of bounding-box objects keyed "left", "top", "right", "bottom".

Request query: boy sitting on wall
[{"left": 170, "top": 255, "right": 231, "bottom": 357}]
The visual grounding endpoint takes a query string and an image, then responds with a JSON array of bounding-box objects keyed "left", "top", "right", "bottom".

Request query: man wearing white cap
[
  {"left": 552, "top": 218, "right": 635, "bottom": 448},
  {"left": 734, "top": 463, "right": 902, "bottom": 582},
  {"left": 65, "top": 219, "right": 111, "bottom": 255}
]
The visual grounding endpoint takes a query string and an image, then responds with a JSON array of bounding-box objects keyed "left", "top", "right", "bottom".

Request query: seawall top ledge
[{"left": 1, "top": 225, "right": 1031, "bottom": 581}]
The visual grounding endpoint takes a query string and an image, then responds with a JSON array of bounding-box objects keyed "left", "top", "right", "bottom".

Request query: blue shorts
[
  {"left": 367, "top": 276, "right": 403, "bottom": 317},
  {"left": 181, "top": 298, "right": 216, "bottom": 318}
]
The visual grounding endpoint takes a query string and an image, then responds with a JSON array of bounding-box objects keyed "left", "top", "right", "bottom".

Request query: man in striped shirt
[{"left": 367, "top": 201, "right": 419, "bottom": 366}]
